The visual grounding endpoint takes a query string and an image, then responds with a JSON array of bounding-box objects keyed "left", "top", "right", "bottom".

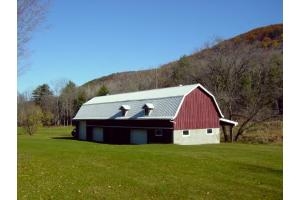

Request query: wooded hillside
[{"left": 82, "top": 24, "right": 282, "bottom": 94}]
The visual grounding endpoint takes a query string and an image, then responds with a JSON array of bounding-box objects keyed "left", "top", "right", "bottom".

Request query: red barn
[{"left": 73, "top": 84, "right": 237, "bottom": 145}]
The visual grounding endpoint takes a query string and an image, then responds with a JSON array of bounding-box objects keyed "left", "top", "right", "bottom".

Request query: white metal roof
[
  {"left": 84, "top": 84, "right": 199, "bottom": 105},
  {"left": 74, "top": 96, "right": 183, "bottom": 120},
  {"left": 74, "top": 83, "right": 226, "bottom": 120}
]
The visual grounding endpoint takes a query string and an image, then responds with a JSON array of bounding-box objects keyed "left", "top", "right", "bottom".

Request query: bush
[{"left": 21, "top": 103, "right": 43, "bottom": 135}]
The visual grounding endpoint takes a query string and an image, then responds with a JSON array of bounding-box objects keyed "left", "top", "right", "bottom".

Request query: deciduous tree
[{"left": 18, "top": 0, "right": 50, "bottom": 75}]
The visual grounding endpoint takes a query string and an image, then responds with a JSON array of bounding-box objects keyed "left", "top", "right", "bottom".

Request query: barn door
[
  {"left": 92, "top": 127, "right": 103, "bottom": 142},
  {"left": 78, "top": 121, "right": 86, "bottom": 140},
  {"left": 130, "top": 129, "right": 147, "bottom": 144}
]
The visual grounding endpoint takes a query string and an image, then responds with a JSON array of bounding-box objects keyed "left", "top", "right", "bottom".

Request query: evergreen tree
[
  {"left": 32, "top": 84, "right": 53, "bottom": 106},
  {"left": 97, "top": 85, "right": 109, "bottom": 96},
  {"left": 74, "top": 90, "right": 87, "bottom": 113}
]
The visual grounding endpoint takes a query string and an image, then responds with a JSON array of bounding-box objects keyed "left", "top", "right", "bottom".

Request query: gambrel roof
[{"left": 73, "top": 83, "right": 237, "bottom": 125}]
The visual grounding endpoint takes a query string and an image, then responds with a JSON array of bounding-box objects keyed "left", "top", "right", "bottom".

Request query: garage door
[
  {"left": 92, "top": 127, "right": 103, "bottom": 142},
  {"left": 79, "top": 121, "right": 86, "bottom": 140},
  {"left": 130, "top": 129, "right": 147, "bottom": 144}
]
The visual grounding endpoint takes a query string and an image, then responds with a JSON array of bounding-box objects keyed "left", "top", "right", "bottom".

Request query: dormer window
[
  {"left": 143, "top": 103, "right": 154, "bottom": 116},
  {"left": 119, "top": 105, "right": 130, "bottom": 117}
]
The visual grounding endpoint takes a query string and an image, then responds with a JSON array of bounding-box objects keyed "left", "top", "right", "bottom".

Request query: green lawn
[{"left": 18, "top": 126, "right": 282, "bottom": 200}]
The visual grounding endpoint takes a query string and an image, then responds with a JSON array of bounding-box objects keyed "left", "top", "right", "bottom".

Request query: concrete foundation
[{"left": 173, "top": 128, "right": 220, "bottom": 145}]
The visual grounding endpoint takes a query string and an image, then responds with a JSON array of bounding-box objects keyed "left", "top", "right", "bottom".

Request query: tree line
[{"left": 17, "top": 81, "right": 109, "bottom": 134}]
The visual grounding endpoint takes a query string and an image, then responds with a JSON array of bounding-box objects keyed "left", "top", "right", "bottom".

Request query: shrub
[{"left": 21, "top": 103, "right": 43, "bottom": 135}]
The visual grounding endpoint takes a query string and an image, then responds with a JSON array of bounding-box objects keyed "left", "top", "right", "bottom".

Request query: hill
[{"left": 80, "top": 24, "right": 282, "bottom": 96}]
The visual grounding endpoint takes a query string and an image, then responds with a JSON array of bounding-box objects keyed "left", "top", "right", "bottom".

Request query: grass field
[{"left": 18, "top": 126, "right": 282, "bottom": 200}]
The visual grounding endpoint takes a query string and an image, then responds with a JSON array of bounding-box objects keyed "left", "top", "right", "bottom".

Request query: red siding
[{"left": 174, "top": 88, "right": 220, "bottom": 130}]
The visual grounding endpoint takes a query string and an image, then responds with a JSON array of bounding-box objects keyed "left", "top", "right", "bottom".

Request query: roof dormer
[
  {"left": 143, "top": 103, "right": 154, "bottom": 116},
  {"left": 119, "top": 105, "right": 130, "bottom": 116}
]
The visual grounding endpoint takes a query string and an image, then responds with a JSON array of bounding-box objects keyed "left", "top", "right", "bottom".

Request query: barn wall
[
  {"left": 174, "top": 88, "right": 220, "bottom": 130},
  {"left": 85, "top": 120, "right": 174, "bottom": 129},
  {"left": 147, "top": 129, "right": 173, "bottom": 144},
  {"left": 103, "top": 127, "right": 131, "bottom": 144},
  {"left": 173, "top": 128, "right": 220, "bottom": 145}
]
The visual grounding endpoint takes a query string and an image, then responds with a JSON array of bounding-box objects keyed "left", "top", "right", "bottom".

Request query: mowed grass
[{"left": 18, "top": 126, "right": 282, "bottom": 200}]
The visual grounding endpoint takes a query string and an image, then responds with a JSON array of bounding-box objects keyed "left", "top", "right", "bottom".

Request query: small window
[
  {"left": 182, "top": 130, "right": 189, "bottom": 136},
  {"left": 207, "top": 129, "right": 213, "bottom": 134},
  {"left": 155, "top": 129, "right": 163, "bottom": 136}
]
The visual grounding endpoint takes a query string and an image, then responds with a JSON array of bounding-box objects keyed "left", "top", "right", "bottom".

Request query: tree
[
  {"left": 50, "top": 79, "right": 68, "bottom": 125},
  {"left": 97, "top": 85, "right": 109, "bottom": 96},
  {"left": 233, "top": 53, "right": 282, "bottom": 141},
  {"left": 19, "top": 103, "right": 43, "bottom": 135},
  {"left": 31, "top": 84, "right": 56, "bottom": 126},
  {"left": 203, "top": 41, "right": 282, "bottom": 141},
  {"left": 32, "top": 84, "right": 53, "bottom": 106},
  {"left": 60, "top": 81, "right": 77, "bottom": 126},
  {"left": 18, "top": 0, "right": 50, "bottom": 75},
  {"left": 74, "top": 89, "right": 87, "bottom": 113},
  {"left": 171, "top": 55, "right": 190, "bottom": 85},
  {"left": 41, "top": 111, "right": 54, "bottom": 127}
]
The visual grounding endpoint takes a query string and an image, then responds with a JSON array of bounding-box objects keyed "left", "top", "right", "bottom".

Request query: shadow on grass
[
  {"left": 51, "top": 136, "right": 141, "bottom": 145},
  {"left": 51, "top": 137, "right": 106, "bottom": 144},
  {"left": 51, "top": 136, "right": 76, "bottom": 140}
]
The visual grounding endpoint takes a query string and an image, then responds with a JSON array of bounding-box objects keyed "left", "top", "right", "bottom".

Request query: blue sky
[{"left": 17, "top": 0, "right": 282, "bottom": 93}]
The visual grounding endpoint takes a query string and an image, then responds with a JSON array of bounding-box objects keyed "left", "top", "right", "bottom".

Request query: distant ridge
[{"left": 80, "top": 24, "right": 282, "bottom": 97}]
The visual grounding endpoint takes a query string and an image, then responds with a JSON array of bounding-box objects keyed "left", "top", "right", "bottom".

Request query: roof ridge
[{"left": 93, "top": 83, "right": 200, "bottom": 98}]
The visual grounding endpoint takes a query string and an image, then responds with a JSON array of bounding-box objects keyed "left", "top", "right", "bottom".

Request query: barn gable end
[{"left": 174, "top": 87, "right": 220, "bottom": 130}]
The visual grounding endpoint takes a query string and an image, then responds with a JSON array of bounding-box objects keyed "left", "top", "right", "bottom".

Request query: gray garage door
[
  {"left": 92, "top": 127, "right": 103, "bottom": 142},
  {"left": 79, "top": 121, "right": 86, "bottom": 140},
  {"left": 130, "top": 129, "right": 147, "bottom": 144}
]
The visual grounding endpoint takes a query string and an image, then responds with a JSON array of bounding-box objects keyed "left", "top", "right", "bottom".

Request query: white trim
[
  {"left": 172, "top": 95, "right": 187, "bottom": 119},
  {"left": 73, "top": 116, "right": 174, "bottom": 120},
  {"left": 219, "top": 118, "right": 238, "bottom": 126},
  {"left": 197, "top": 83, "right": 224, "bottom": 118}
]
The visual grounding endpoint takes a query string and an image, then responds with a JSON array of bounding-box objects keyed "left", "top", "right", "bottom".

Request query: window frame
[
  {"left": 182, "top": 130, "right": 190, "bottom": 136},
  {"left": 206, "top": 128, "right": 213, "bottom": 134}
]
